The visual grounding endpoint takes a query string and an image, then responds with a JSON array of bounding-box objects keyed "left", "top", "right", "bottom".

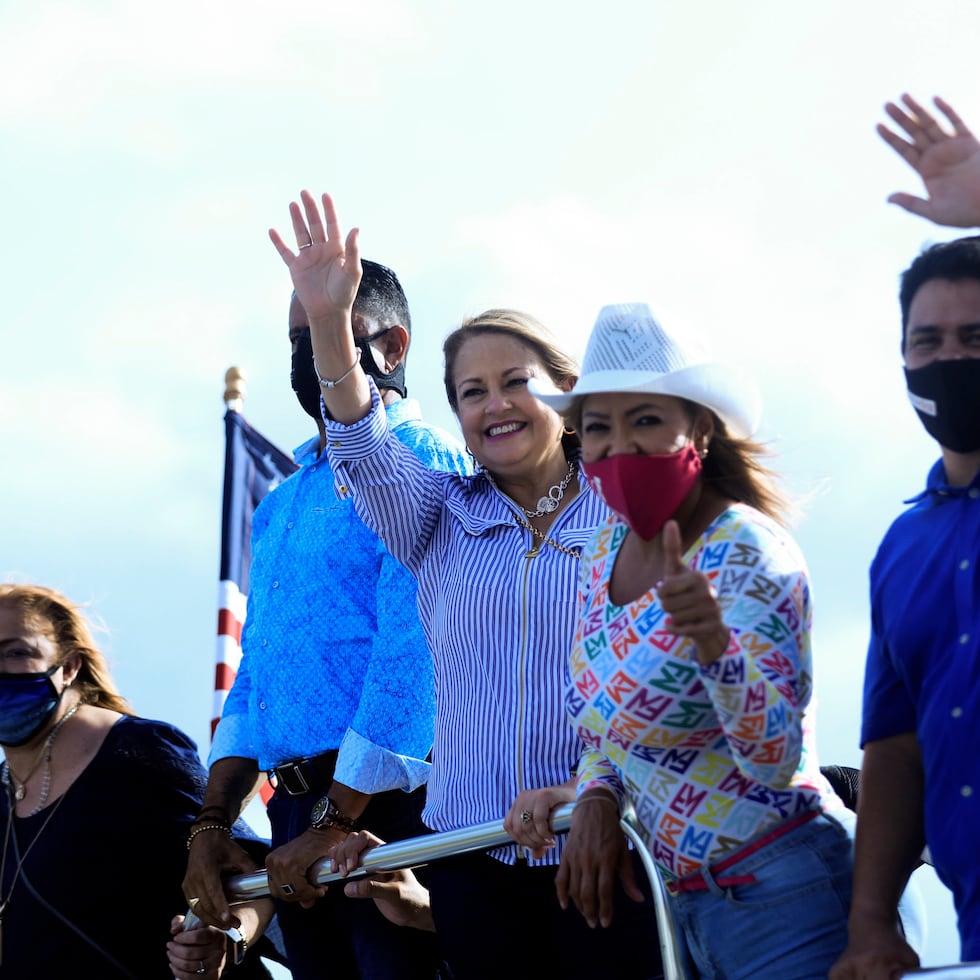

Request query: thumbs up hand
[{"left": 656, "top": 520, "right": 730, "bottom": 666}]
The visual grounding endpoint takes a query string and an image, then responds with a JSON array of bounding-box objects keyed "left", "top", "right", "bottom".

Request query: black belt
[{"left": 269, "top": 750, "right": 338, "bottom": 796}]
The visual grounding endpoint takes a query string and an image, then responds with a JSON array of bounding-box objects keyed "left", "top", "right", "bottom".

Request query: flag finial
[{"left": 224, "top": 366, "right": 247, "bottom": 412}]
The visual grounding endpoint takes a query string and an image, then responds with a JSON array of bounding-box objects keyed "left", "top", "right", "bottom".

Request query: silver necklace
[
  {"left": 2, "top": 703, "right": 80, "bottom": 817},
  {"left": 486, "top": 458, "right": 577, "bottom": 518}
]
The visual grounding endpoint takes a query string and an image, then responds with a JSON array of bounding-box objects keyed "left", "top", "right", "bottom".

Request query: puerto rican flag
[{"left": 215, "top": 399, "right": 298, "bottom": 801}]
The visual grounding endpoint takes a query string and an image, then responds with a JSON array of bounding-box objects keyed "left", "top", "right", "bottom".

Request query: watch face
[{"left": 311, "top": 796, "right": 330, "bottom": 827}]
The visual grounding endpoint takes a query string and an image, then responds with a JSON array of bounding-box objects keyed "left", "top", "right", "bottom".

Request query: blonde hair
[
  {"left": 0, "top": 583, "right": 133, "bottom": 714},
  {"left": 442, "top": 308, "right": 581, "bottom": 456}
]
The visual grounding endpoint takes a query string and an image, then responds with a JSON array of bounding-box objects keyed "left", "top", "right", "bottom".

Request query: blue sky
[{"left": 3, "top": 0, "right": 978, "bottom": 968}]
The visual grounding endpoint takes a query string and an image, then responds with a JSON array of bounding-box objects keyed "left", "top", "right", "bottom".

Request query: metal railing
[
  {"left": 183, "top": 808, "right": 974, "bottom": 980},
  {"left": 183, "top": 803, "right": 690, "bottom": 978}
]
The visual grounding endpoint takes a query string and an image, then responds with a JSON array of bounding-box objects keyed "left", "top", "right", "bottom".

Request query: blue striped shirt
[{"left": 327, "top": 381, "right": 611, "bottom": 864}]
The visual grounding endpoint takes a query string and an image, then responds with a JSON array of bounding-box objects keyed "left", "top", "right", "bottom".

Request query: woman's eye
[
  {"left": 507, "top": 376, "right": 529, "bottom": 388},
  {"left": 459, "top": 386, "right": 482, "bottom": 400},
  {"left": 1, "top": 646, "right": 37, "bottom": 660}
]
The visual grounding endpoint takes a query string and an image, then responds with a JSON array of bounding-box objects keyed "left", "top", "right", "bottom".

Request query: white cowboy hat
[{"left": 529, "top": 302, "right": 761, "bottom": 438}]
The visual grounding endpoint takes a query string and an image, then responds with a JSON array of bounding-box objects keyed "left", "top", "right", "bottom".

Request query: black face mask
[
  {"left": 290, "top": 328, "right": 407, "bottom": 421},
  {"left": 905, "top": 358, "right": 980, "bottom": 453},
  {"left": 355, "top": 328, "right": 407, "bottom": 399},
  {"left": 290, "top": 332, "right": 324, "bottom": 421}
]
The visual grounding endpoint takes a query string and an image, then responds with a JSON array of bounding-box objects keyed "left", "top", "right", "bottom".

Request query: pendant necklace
[
  {"left": 486, "top": 457, "right": 577, "bottom": 518},
  {"left": 3, "top": 742, "right": 49, "bottom": 804},
  {"left": 1, "top": 702, "right": 80, "bottom": 817}
]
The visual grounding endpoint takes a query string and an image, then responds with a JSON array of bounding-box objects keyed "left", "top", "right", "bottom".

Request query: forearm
[
  {"left": 323, "top": 780, "right": 373, "bottom": 825},
  {"left": 308, "top": 310, "right": 374, "bottom": 425},
  {"left": 849, "top": 733, "right": 925, "bottom": 929},
  {"left": 198, "top": 756, "right": 266, "bottom": 823}
]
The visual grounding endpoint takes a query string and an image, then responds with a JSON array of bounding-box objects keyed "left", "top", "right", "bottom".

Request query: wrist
[
  {"left": 192, "top": 804, "right": 231, "bottom": 828},
  {"left": 310, "top": 795, "right": 358, "bottom": 834}
]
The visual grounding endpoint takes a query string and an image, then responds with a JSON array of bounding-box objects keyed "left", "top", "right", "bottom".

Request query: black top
[{"left": 0, "top": 715, "right": 277, "bottom": 979}]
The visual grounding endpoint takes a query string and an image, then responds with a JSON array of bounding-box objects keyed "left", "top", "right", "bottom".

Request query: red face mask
[{"left": 582, "top": 445, "right": 702, "bottom": 541}]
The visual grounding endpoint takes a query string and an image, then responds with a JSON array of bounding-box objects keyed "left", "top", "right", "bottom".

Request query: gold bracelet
[{"left": 185, "top": 822, "right": 232, "bottom": 850}]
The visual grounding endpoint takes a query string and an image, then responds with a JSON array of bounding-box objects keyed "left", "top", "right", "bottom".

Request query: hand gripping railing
[
  {"left": 183, "top": 807, "right": 980, "bottom": 980},
  {"left": 183, "top": 802, "right": 691, "bottom": 979}
]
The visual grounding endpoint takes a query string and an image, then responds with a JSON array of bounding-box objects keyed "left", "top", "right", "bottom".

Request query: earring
[
  {"left": 563, "top": 426, "right": 576, "bottom": 436},
  {"left": 700, "top": 446, "right": 709, "bottom": 460}
]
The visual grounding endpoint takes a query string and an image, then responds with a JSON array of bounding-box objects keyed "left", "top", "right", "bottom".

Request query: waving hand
[{"left": 877, "top": 93, "right": 980, "bottom": 228}]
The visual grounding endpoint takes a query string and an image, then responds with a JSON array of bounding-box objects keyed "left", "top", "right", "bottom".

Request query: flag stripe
[{"left": 214, "top": 406, "right": 298, "bottom": 803}]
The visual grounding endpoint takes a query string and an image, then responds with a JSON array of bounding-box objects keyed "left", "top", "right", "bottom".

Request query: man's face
[
  {"left": 904, "top": 278, "right": 980, "bottom": 369},
  {"left": 287, "top": 294, "right": 384, "bottom": 349}
]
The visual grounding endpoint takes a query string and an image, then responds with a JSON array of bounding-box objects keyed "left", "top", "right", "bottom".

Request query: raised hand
[
  {"left": 877, "top": 93, "right": 980, "bottom": 227},
  {"left": 656, "top": 519, "right": 730, "bottom": 665},
  {"left": 269, "top": 190, "right": 362, "bottom": 321}
]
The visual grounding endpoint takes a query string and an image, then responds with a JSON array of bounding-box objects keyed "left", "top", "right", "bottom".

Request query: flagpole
[{"left": 224, "top": 366, "right": 246, "bottom": 413}]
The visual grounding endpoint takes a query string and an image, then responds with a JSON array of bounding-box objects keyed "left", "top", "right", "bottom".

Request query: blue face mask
[{"left": 0, "top": 664, "right": 62, "bottom": 747}]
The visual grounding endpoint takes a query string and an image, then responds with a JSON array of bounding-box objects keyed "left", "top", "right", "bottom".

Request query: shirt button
[
  {"left": 287, "top": 521, "right": 294, "bottom": 529},
  {"left": 338, "top": 485, "right": 348, "bottom": 494},
  {"left": 262, "top": 639, "right": 268, "bottom": 647},
  {"left": 952, "top": 707, "right": 964, "bottom": 718},
  {"left": 332, "top": 441, "right": 342, "bottom": 448},
  {"left": 272, "top": 581, "right": 280, "bottom": 589},
  {"left": 960, "top": 633, "right": 970, "bottom": 644},
  {"left": 310, "top": 465, "right": 317, "bottom": 472},
  {"left": 259, "top": 701, "right": 267, "bottom": 711},
  {"left": 961, "top": 559, "right": 971, "bottom": 570},
  {"left": 962, "top": 785, "right": 974, "bottom": 797}
]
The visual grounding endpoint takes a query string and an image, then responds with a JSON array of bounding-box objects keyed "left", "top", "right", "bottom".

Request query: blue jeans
[{"left": 667, "top": 810, "right": 853, "bottom": 980}]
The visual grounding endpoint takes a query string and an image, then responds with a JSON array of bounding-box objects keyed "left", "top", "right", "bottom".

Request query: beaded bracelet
[{"left": 186, "top": 822, "right": 233, "bottom": 850}]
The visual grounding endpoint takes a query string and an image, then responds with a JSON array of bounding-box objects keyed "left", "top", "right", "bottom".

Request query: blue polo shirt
[{"left": 862, "top": 458, "right": 980, "bottom": 959}]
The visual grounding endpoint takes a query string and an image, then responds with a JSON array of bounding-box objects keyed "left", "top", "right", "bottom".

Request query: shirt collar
[{"left": 904, "top": 457, "right": 980, "bottom": 504}]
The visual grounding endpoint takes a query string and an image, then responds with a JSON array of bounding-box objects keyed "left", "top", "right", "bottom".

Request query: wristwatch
[{"left": 310, "top": 795, "right": 357, "bottom": 833}]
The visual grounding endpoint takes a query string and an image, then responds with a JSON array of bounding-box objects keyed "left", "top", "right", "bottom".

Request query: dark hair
[
  {"left": 0, "top": 584, "right": 133, "bottom": 714},
  {"left": 442, "top": 309, "right": 581, "bottom": 456},
  {"left": 356, "top": 259, "right": 411, "bottom": 338},
  {"left": 899, "top": 235, "right": 980, "bottom": 348}
]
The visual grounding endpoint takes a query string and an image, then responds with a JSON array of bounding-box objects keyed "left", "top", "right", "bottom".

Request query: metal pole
[
  {"left": 183, "top": 803, "right": 693, "bottom": 980},
  {"left": 226, "top": 804, "right": 575, "bottom": 903}
]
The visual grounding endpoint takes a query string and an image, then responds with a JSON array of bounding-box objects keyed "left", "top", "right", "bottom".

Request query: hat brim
[{"left": 529, "top": 363, "right": 760, "bottom": 439}]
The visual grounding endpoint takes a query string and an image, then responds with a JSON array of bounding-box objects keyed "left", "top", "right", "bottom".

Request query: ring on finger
[
  {"left": 196, "top": 960, "right": 206, "bottom": 975},
  {"left": 521, "top": 809, "right": 532, "bottom": 824},
  {"left": 281, "top": 882, "right": 296, "bottom": 896},
  {"left": 298, "top": 242, "right": 313, "bottom": 249}
]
